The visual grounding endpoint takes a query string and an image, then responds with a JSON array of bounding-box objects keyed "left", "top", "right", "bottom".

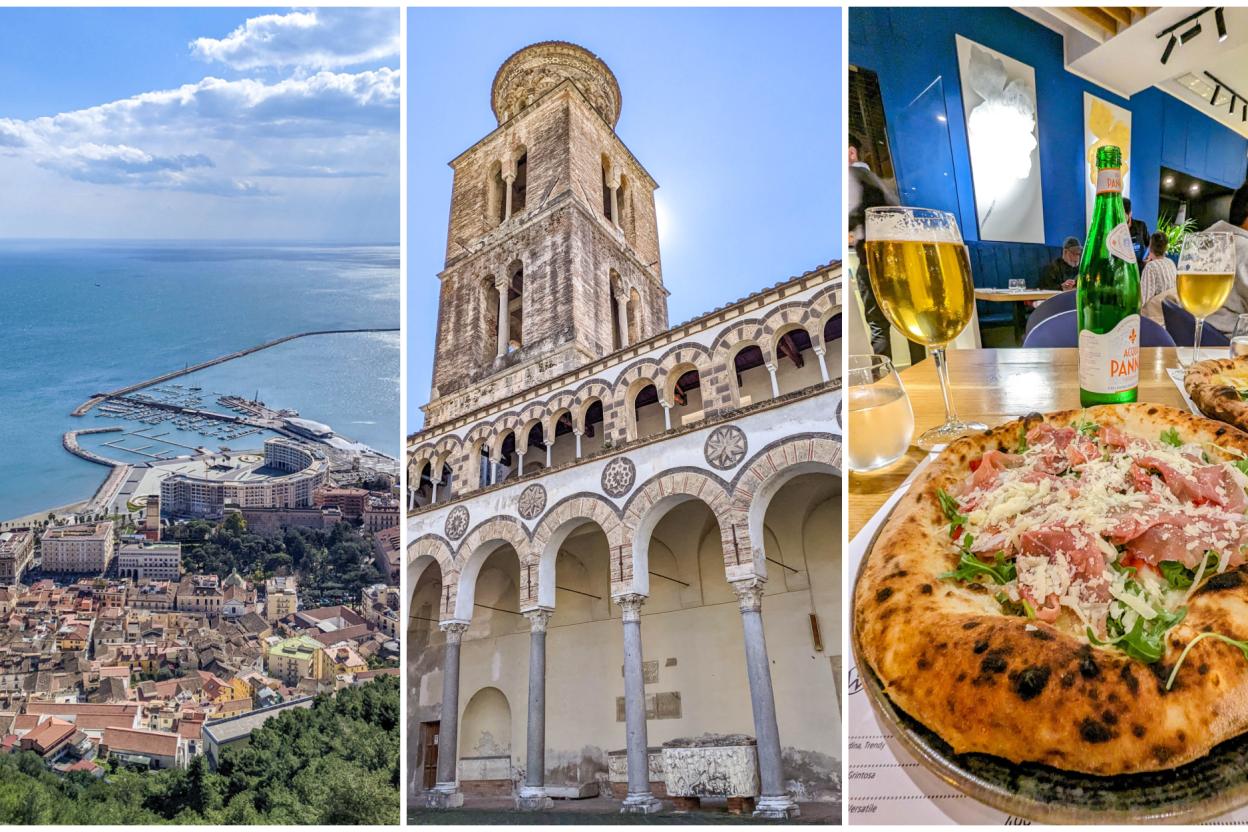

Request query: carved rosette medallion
[
  {"left": 518, "top": 484, "right": 547, "bottom": 520},
  {"left": 445, "top": 506, "right": 469, "bottom": 541},
  {"left": 704, "top": 425, "right": 748, "bottom": 471},
  {"left": 601, "top": 456, "right": 636, "bottom": 498}
]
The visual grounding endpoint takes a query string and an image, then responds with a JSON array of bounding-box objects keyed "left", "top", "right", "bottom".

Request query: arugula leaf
[
  {"left": 1159, "top": 552, "right": 1220, "bottom": 589},
  {"left": 1088, "top": 606, "right": 1187, "bottom": 665},
  {"left": 1017, "top": 434, "right": 1028, "bottom": 454},
  {"left": 1160, "top": 426, "right": 1183, "bottom": 447},
  {"left": 997, "top": 592, "right": 1035, "bottom": 619},
  {"left": 1108, "top": 560, "right": 1137, "bottom": 577},
  {"left": 1168, "top": 630, "right": 1248, "bottom": 689},
  {"left": 1075, "top": 420, "right": 1100, "bottom": 436},
  {"left": 938, "top": 543, "right": 1017, "bottom": 586},
  {"left": 1234, "top": 460, "right": 1248, "bottom": 477},
  {"left": 936, "top": 488, "right": 967, "bottom": 536}
]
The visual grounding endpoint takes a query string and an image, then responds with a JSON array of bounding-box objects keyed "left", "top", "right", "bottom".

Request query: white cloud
[
  {"left": 190, "top": 8, "right": 399, "bottom": 71},
  {"left": 0, "top": 70, "right": 398, "bottom": 195}
]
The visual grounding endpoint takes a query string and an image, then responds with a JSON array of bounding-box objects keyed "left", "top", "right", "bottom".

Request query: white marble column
[
  {"left": 610, "top": 186, "right": 620, "bottom": 229},
  {"left": 662, "top": 403, "right": 672, "bottom": 431},
  {"left": 488, "top": 456, "right": 498, "bottom": 486},
  {"left": 615, "top": 593, "right": 661, "bottom": 814},
  {"left": 614, "top": 290, "right": 630, "bottom": 348},
  {"left": 496, "top": 279, "right": 510, "bottom": 358},
  {"left": 731, "top": 578, "right": 799, "bottom": 819},
  {"left": 426, "top": 621, "right": 470, "bottom": 808},
  {"left": 574, "top": 430, "right": 583, "bottom": 459},
  {"left": 813, "top": 346, "right": 829, "bottom": 383},
  {"left": 517, "top": 608, "right": 554, "bottom": 811},
  {"left": 765, "top": 363, "right": 780, "bottom": 398},
  {"left": 517, "top": 451, "right": 525, "bottom": 477},
  {"left": 544, "top": 439, "right": 553, "bottom": 468},
  {"left": 503, "top": 173, "right": 515, "bottom": 222},
  {"left": 431, "top": 481, "right": 439, "bottom": 504}
]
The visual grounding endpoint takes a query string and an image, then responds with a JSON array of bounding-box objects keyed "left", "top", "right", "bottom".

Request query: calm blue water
[{"left": 0, "top": 241, "right": 399, "bottom": 522}]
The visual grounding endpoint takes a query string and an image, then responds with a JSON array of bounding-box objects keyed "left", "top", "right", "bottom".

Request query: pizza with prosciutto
[
  {"left": 855, "top": 404, "right": 1248, "bottom": 776},
  {"left": 1186, "top": 355, "right": 1248, "bottom": 430}
]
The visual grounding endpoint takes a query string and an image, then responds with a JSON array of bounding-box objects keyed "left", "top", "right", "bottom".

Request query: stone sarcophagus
[
  {"left": 607, "top": 747, "right": 666, "bottom": 799},
  {"left": 662, "top": 734, "right": 760, "bottom": 813}
]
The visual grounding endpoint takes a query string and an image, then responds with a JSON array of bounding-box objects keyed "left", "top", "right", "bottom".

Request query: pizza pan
[{"left": 851, "top": 499, "right": 1248, "bottom": 824}]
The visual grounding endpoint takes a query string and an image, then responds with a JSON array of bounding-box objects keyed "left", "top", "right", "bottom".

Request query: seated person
[
  {"left": 1124, "top": 198, "right": 1150, "bottom": 255},
  {"left": 1204, "top": 180, "right": 1248, "bottom": 336},
  {"left": 1038, "top": 237, "right": 1081, "bottom": 291},
  {"left": 1140, "top": 232, "right": 1177, "bottom": 327}
]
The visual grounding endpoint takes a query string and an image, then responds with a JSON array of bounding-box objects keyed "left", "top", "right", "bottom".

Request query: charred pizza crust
[
  {"left": 1186, "top": 356, "right": 1248, "bottom": 429},
  {"left": 854, "top": 403, "right": 1248, "bottom": 776}
]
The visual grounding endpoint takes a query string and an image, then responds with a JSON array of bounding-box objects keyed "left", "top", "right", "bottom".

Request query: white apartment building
[{"left": 41, "top": 521, "right": 114, "bottom": 574}]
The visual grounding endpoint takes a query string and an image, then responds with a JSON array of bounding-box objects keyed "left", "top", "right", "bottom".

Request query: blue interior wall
[{"left": 850, "top": 7, "right": 1247, "bottom": 246}]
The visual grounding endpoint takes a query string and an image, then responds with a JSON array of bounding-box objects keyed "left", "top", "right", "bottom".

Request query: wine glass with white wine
[
  {"left": 1176, "top": 231, "right": 1236, "bottom": 367},
  {"left": 864, "top": 206, "right": 987, "bottom": 451}
]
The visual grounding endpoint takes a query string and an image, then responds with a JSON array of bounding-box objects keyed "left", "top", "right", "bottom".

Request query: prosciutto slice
[
  {"left": 1019, "top": 524, "right": 1111, "bottom": 601},
  {"left": 1124, "top": 522, "right": 1246, "bottom": 570},
  {"left": 1137, "top": 457, "right": 1248, "bottom": 511},
  {"left": 966, "top": 450, "right": 1024, "bottom": 494}
]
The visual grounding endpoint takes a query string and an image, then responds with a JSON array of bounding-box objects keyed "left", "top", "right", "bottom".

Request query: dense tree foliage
[
  {"left": 0, "top": 676, "right": 399, "bottom": 825},
  {"left": 173, "top": 518, "right": 381, "bottom": 602}
]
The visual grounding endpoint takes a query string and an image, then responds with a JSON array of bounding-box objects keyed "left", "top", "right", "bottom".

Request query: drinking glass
[
  {"left": 864, "top": 206, "right": 987, "bottom": 450},
  {"left": 1232, "top": 314, "right": 1248, "bottom": 358},
  {"left": 1177, "top": 231, "right": 1236, "bottom": 366},
  {"left": 847, "top": 355, "right": 914, "bottom": 472},
  {"left": 1009, "top": 279, "right": 1026, "bottom": 292}
]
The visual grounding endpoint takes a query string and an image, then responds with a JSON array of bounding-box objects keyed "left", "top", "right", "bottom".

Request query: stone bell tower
[{"left": 424, "top": 41, "right": 669, "bottom": 429}]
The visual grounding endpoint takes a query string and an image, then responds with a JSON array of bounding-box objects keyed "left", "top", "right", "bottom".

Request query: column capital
[
  {"left": 813, "top": 345, "right": 827, "bottom": 357},
  {"left": 573, "top": 429, "right": 584, "bottom": 437},
  {"left": 440, "top": 621, "right": 470, "bottom": 643},
  {"left": 543, "top": 438, "right": 555, "bottom": 447},
  {"left": 613, "top": 287, "right": 629, "bottom": 302},
  {"left": 731, "top": 577, "right": 766, "bottom": 613},
  {"left": 503, "top": 172, "right": 516, "bottom": 183},
  {"left": 523, "top": 608, "right": 554, "bottom": 633},
  {"left": 614, "top": 592, "right": 647, "bottom": 622},
  {"left": 764, "top": 362, "right": 778, "bottom": 373}
]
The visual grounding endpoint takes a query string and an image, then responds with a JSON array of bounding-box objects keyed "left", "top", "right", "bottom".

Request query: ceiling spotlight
[
  {"left": 1216, "top": 7, "right": 1228, "bottom": 42},
  {"left": 1242, "top": 104, "right": 1246, "bottom": 122},
  {"left": 1232, "top": 94, "right": 1239, "bottom": 114},
  {"left": 1191, "top": 183, "right": 1201, "bottom": 193},
  {"left": 1165, "top": 177, "right": 1175, "bottom": 185},
  {"left": 1180, "top": 22, "right": 1203, "bottom": 45},
  {"left": 1214, "top": 84, "right": 1223, "bottom": 104},
  {"left": 1162, "top": 33, "right": 1178, "bottom": 63}
]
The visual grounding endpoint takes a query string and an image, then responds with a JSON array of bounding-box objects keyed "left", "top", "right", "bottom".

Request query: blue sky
[
  {"left": 0, "top": 7, "right": 399, "bottom": 241},
  {"left": 408, "top": 7, "right": 841, "bottom": 428}
]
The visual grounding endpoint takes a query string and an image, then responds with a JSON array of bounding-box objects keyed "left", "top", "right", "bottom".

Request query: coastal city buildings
[
  {"left": 41, "top": 521, "right": 115, "bottom": 574},
  {"left": 0, "top": 530, "right": 34, "bottom": 585},
  {"left": 406, "top": 42, "right": 842, "bottom": 816},
  {"left": 159, "top": 439, "right": 330, "bottom": 519},
  {"left": 116, "top": 541, "right": 182, "bottom": 581}
]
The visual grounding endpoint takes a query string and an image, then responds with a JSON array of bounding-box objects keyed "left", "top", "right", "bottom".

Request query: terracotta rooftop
[{"left": 102, "top": 726, "right": 178, "bottom": 758}]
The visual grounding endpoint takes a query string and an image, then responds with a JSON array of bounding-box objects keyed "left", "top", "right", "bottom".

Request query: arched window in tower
[
  {"left": 496, "top": 431, "right": 517, "bottom": 481},
  {"left": 608, "top": 270, "right": 625, "bottom": 351},
  {"left": 488, "top": 163, "right": 506, "bottom": 228},
  {"left": 505, "top": 261, "right": 524, "bottom": 352},
  {"left": 824, "top": 313, "right": 843, "bottom": 382},
  {"left": 582, "top": 399, "right": 605, "bottom": 456},
  {"left": 627, "top": 287, "right": 641, "bottom": 345},
  {"left": 483, "top": 275, "right": 501, "bottom": 361},
  {"left": 619, "top": 173, "right": 635, "bottom": 245},
  {"left": 511, "top": 152, "right": 527, "bottom": 215},
  {"left": 601, "top": 155, "right": 614, "bottom": 223},
  {"left": 524, "top": 423, "right": 545, "bottom": 475}
]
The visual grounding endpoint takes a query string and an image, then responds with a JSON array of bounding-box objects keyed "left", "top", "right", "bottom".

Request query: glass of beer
[
  {"left": 848, "top": 355, "right": 913, "bottom": 471},
  {"left": 864, "top": 206, "right": 987, "bottom": 451},
  {"left": 1177, "top": 231, "right": 1236, "bottom": 366}
]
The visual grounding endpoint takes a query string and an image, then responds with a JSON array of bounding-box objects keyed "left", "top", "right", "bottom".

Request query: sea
[{"left": 0, "top": 241, "right": 400, "bottom": 523}]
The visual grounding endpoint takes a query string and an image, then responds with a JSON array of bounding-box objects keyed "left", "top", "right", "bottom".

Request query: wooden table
[
  {"left": 973, "top": 288, "right": 1062, "bottom": 342},
  {"left": 848, "top": 347, "right": 1190, "bottom": 539}
]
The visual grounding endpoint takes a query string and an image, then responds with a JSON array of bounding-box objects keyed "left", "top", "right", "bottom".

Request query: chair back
[
  {"left": 1022, "top": 290, "right": 1077, "bottom": 339},
  {"left": 1162, "top": 299, "right": 1231, "bottom": 346},
  {"left": 1023, "top": 310, "right": 1177, "bottom": 349}
]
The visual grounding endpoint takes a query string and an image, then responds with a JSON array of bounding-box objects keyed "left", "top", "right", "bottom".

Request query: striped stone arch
[
  {"left": 611, "top": 358, "right": 663, "bottom": 441},
  {"left": 514, "top": 402, "right": 547, "bottom": 454},
  {"left": 655, "top": 342, "right": 714, "bottom": 406},
  {"left": 706, "top": 318, "right": 767, "bottom": 414},
  {"left": 406, "top": 535, "right": 457, "bottom": 621},
  {"left": 809, "top": 285, "right": 844, "bottom": 350},
  {"left": 618, "top": 468, "right": 736, "bottom": 596},
  {"left": 759, "top": 300, "right": 822, "bottom": 360},
  {"left": 571, "top": 379, "right": 613, "bottom": 433},
  {"left": 448, "top": 515, "right": 533, "bottom": 622},
  {"left": 543, "top": 390, "right": 579, "bottom": 437},
  {"left": 488, "top": 411, "right": 525, "bottom": 459},
  {"left": 457, "top": 422, "right": 497, "bottom": 494},
  {"left": 526, "top": 493, "right": 623, "bottom": 610},
  {"left": 728, "top": 433, "right": 844, "bottom": 582},
  {"left": 408, "top": 443, "right": 437, "bottom": 482}
]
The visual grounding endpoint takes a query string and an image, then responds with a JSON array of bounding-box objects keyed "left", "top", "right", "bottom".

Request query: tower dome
[{"left": 491, "top": 41, "right": 621, "bottom": 128}]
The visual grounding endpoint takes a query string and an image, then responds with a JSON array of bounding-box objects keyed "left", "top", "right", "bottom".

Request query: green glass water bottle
[{"left": 1077, "top": 145, "right": 1140, "bottom": 407}]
